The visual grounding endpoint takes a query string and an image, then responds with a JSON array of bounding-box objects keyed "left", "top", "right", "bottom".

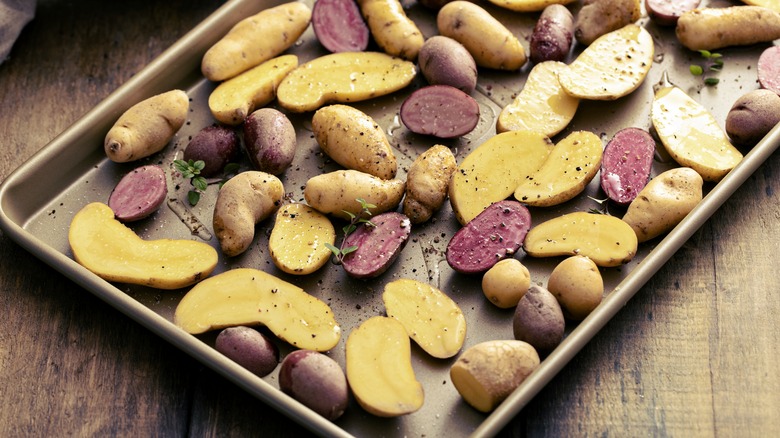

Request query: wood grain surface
[{"left": 1, "top": 1, "right": 778, "bottom": 437}]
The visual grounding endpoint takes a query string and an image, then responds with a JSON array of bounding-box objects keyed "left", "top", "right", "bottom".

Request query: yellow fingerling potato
[
  {"left": 437, "top": 1, "right": 527, "bottom": 70},
  {"left": 403, "top": 145, "right": 457, "bottom": 224},
  {"left": 174, "top": 268, "right": 341, "bottom": 352},
  {"left": 449, "top": 131, "right": 554, "bottom": 225},
  {"left": 486, "top": 0, "right": 576, "bottom": 12},
  {"left": 356, "top": 0, "right": 424, "bottom": 60},
  {"left": 676, "top": 6, "right": 780, "bottom": 51},
  {"left": 450, "top": 340, "right": 540, "bottom": 413},
  {"left": 383, "top": 278, "right": 467, "bottom": 359},
  {"left": 558, "top": 24, "right": 654, "bottom": 100},
  {"left": 346, "top": 316, "right": 425, "bottom": 417},
  {"left": 104, "top": 89, "right": 188, "bottom": 163},
  {"left": 312, "top": 104, "right": 398, "bottom": 180},
  {"left": 523, "top": 212, "right": 638, "bottom": 267},
  {"left": 208, "top": 54, "right": 298, "bottom": 125},
  {"left": 304, "top": 169, "right": 405, "bottom": 220},
  {"left": 622, "top": 167, "right": 703, "bottom": 242},
  {"left": 269, "top": 203, "right": 336, "bottom": 275},
  {"left": 68, "top": 202, "right": 217, "bottom": 290},
  {"left": 739, "top": 0, "right": 780, "bottom": 13},
  {"left": 201, "top": 2, "right": 311, "bottom": 81},
  {"left": 651, "top": 85, "right": 743, "bottom": 182},
  {"left": 213, "top": 171, "right": 285, "bottom": 257},
  {"left": 277, "top": 51, "right": 417, "bottom": 113},
  {"left": 514, "top": 131, "right": 603, "bottom": 207},
  {"left": 497, "top": 61, "right": 580, "bottom": 137}
]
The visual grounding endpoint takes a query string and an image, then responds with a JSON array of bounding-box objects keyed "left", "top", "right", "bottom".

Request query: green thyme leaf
[
  {"left": 187, "top": 190, "right": 201, "bottom": 206},
  {"left": 690, "top": 65, "right": 704, "bottom": 76}
]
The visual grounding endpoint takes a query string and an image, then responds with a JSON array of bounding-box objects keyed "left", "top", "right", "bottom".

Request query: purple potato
[
  {"left": 417, "top": 35, "right": 478, "bottom": 94},
  {"left": 312, "top": 0, "right": 369, "bottom": 53},
  {"left": 243, "top": 108, "right": 297, "bottom": 175},
  {"left": 341, "top": 211, "right": 412, "bottom": 278},
  {"left": 446, "top": 200, "right": 531, "bottom": 274},
  {"left": 599, "top": 127, "right": 656, "bottom": 206},
  {"left": 529, "top": 4, "right": 574, "bottom": 64},
  {"left": 513, "top": 285, "right": 565, "bottom": 352},
  {"left": 279, "top": 350, "right": 349, "bottom": 421},
  {"left": 215, "top": 326, "right": 280, "bottom": 377},
  {"left": 108, "top": 164, "right": 167, "bottom": 222},
  {"left": 400, "top": 85, "right": 480, "bottom": 139},
  {"left": 183, "top": 125, "right": 240, "bottom": 177}
]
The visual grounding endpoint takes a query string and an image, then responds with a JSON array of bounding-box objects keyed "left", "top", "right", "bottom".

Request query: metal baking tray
[{"left": 1, "top": 0, "right": 778, "bottom": 436}]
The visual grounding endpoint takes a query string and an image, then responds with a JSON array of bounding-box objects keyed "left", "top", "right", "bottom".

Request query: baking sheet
[{"left": 1, "top": 0, "right": 778, "bottom": 436}]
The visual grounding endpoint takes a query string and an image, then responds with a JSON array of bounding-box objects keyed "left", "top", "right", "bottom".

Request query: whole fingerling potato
[
  {"left": 356, "top": 0, "right": 425, "bottom": 60},
  {"left": 530, "top": 4, "right": 574, "bottom": 63},
  {"left": 104, "top": 89, "right": 189, "bottom": 163},
  {"left": 574, "top": 0, "right": 641, "bottom": 46},
  {"left": 675, "top": 6, "right": 780, "bottom": 51},
  {"left": 726, "top": 89, "right": 780, "bottom": 147},
  {"left": 403, "top": 145, "right": 457, "bottom": 224}
]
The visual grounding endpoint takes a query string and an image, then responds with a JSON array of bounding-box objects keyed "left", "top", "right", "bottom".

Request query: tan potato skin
[
  {"left": 622, "top": 167, "right": 703, "bottom": 242},
  {"left": 437, "top": 1, "right": 527, "bottom": 70},
  {"left": 213, "top": 171, "right": 285, "bottom": 257},
  {"left": 676, "top": 6, "right": 780, "bottom": 51},
  {"left": 304, "top": 170, "right": 405, "bottom": 220},
  {"left": 574, "top": 0, "right": 641, "bottom": 46},
  {"left": 104, "top": 89, "right": 189, "bottom": 163},
  {"left": 201, "top": 2, "right": 311, "bottom": 81},
  {"left": 402, "top": 145, "right": 457, "bottom": 224},
  {"left": 312, "top": 105, "right": 397, "bottom": 180},
  {"left": 356, "top": 0, "right": 424, "bottom": 61}
]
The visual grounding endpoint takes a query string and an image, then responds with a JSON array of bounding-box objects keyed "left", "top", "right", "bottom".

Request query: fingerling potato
[
  {"left": 574, "top": 0, "right": 641, "bottom": 46},
  {"left": 201, "top": 2, "right": 311, "bottom": 81},
  {"left": 269, "top": 203, "right": 336, "bottom": 275},
  {"left": 403, "top": 144, "right": 457, "bottom": 224},
  {"left": 304, "top": 170, "right": 405, "bottom": 220},
  {"left": 312, "top": 104, "right": 397, "bottom": 179},
  {"left": 104, "top": 89, "right": 189, "bottom": 163},
  {"left": 437, "top": 1, "right": 527, "bottom": 70},
  {"left": 676, "top": 6, "right": 780, "bottom": 51},
  {"left": 356, "top": 0, "right": 425, "bottom": 60}
]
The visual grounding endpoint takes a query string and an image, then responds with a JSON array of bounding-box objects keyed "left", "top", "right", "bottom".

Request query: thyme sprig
[
  {"left": 689, "top": 50, "right": 723, "bottom": 86},
  {"left": 325, "top": 198, "right": 376, "bottom": 265},
  {"left": 174, "top": 159, "right": 207, "bottom": 206}
]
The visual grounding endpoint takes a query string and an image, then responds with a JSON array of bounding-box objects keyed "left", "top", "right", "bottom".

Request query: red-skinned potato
[
  {"left": 215, "top": 326, "right": 280, "bottom": 377},
  {"left": 243, "top": 108, "right": 297, "bottom": 176},
  {"left": 400, "top": 85, "right": 480, "bottom": 138},
  {"left": 446, "top": 200, "right": 532, "bottom": 274},
  {"left": 279, "top": 350, "right": 349, "bottom": 421},
  {"left": 645, "top": 0, "right": 700, "bottom": 26},
  {"left": 758, "top": 46, "right": 780, "bottom": 95},
  {"left": 341, "top": 212, "right": 412, "bottom": 278},
  {"left": 108, "top": 164, "right": 167, "bottom": 222},
  {"left": 599, "top": 127, "right": 656, "bottom": 206},
  {"left": 529, "top": 4, "right": 574, "bottom": 63},
  {"left": 183, "top": 125, "right": 240, "bottom": 177},
  {"left": 417, "top": 36, "right": 478, "bottom": 94},
  {"left": 311, "top": 0, "right": 370, "bottom": 53},
  {"left": 725, "top": 89, "right": 780, "bottom": 147}
]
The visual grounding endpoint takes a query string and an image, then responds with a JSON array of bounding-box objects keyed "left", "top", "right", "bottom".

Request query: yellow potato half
[{"left": 277, "top": 51, "right": 417, "bottom": 113}]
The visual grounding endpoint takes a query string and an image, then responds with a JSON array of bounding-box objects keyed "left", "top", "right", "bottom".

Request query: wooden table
[{"left": 1, "top": 1, "right": 778, "bottom": 436}]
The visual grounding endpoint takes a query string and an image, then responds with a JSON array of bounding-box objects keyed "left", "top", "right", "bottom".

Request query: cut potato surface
[
  {"left": 68, "top": 202, "right": 217, "bottom": 290},
  {"left": 558, "top": 24, "right": 654, "bottom": 100},
  {"left": 449, "top": 130, "right": 553, "bottom": 225},
  {"left": 276, "top": 51, "right": 417, "bottom": 112},
  {"left": 513, "top": 130, "right": 603, "bottom": 207},
  {"left": 523, "top": 211, "right": 638, "bottom": 267},
  {"left": 651, "top": 86, "right": 743, "bottom": 182},
  {"left": 174, "top": 268, "right": 341, "bottom": 352},
  {"left": 383, "top": 278, "right": 467, "bottom": 359},
  {"left": 269, "top": 203, "right": 335, "bottom": 275},
  {"left": 346, "top": 316, "right": 424, "bottom": 417},
  {"left": 208, "top": 54, "right": 298, "bottom": 125},
  {"left": 497, "top": 61, "right": 579, "bottom": 137}
]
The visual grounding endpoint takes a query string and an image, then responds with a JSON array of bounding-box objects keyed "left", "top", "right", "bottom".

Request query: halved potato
[
  {"left": 558, "top": 24, "right": 654, "bottom": 100},
  {"left": 276, "top": 51, "right": 417, "bottom": 112},
  {"left": 68, "top": 202, "right": 218, "bottom": 290},
  {"left": 523, "top": 211, "right": 638, "bottom": 267},
  {"left": 208, "top": 54, "right": 298, "bottom": 125},
  {"left": 174, "top": 268, "right": 341, "bottom": 352},
  {"left": 449, "top": 131, "right": 553, "bottom": 225},
  {"left": 497, "top": 61, "right": 580, "bottom": 136},
  {"left": 513, "top": 130, "right": 603, "bottom": 207},
  {"left": 269, "top": 203, "right": 336, "bottom": 275},
  {"left": 651, "top": 85, "right": 743, "bottom": 182}
]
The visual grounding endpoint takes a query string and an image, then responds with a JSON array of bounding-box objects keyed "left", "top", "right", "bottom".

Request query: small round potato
[
  {"left": 547, "top": 255, "right": 603, "bottom": 320},
  {"left": 725, "top": 89, "right": 780, "bottom": 147},
  {"left": 481, "top": 258, "right": 531, "bottom": 308},
  {"left": 243, "top": 108, "right": 297, "bottom": 176},
  {"left": 183, "top": 125, "right": 240, "bottom": 177},
  {"left": 513, "top": 285, "right": 565, "bottom": 352},
  {"left": 418, "top": 35, "right": 478, "bottom": 94},
  {"left": 215, "top": 326, "right": 280, "bottom": 377},
  {"left": 279, "top": 350, "right": 349, "bottom": 421}
]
